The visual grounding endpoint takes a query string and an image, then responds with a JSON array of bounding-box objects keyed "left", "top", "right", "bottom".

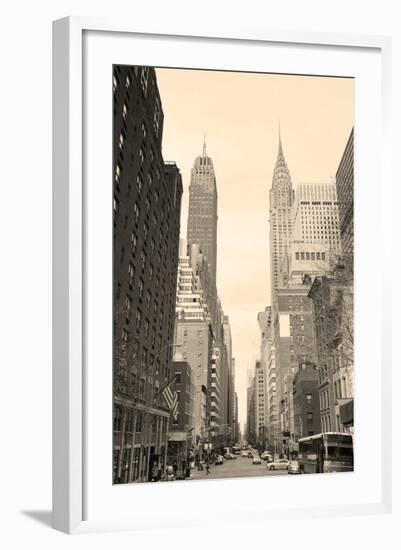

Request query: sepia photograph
[{"left": 112, "top": 65, "right": 354, "bottom": 484}]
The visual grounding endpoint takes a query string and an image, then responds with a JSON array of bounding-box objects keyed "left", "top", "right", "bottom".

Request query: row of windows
[{"left": 295, "top": 251, "right": 326, "bottom": 261}]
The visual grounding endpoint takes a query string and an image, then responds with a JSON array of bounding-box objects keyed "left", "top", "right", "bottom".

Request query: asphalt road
[{"left": 189, "top": 456, "right": 288, "bottom": 481}]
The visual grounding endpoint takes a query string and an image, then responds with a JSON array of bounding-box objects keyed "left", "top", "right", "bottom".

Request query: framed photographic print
[{"left": 52, "top": 17, "right": 392, "bottom": 534}]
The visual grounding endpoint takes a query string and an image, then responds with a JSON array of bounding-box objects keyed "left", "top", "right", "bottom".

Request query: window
[
  {"left": 139, "top": 147, "right": 145, "bottom": 165},
  {"left": 126, "top": 411, "right": 133, "bottom": 433},
  {"left": 128, "top": 262, "right": 135, "bottom": 287},
  {"left": 140, "top": 67, "right": 149, "bottom": 95},
  {"left": 136, "top": 174, "right": 143, "bottom": 194},
  {"left": 306, "top": 393, "right": 312, "bottom": 402},
  {"left": 153, "top": 98, "right": 161, "bottom": 136},
  {"left": 113, "top": 74, "right": 118, "bottom": 93},
  {"left": 126, "top": 75, "right": 131, "bottom": 88},
  {"left": 143, "top": 223, "right": 149, "bottom": 242},
  {"left": 144, "top": 319, "right": 150, "bottom": 338},
  {"left": 295, "top": 252, "right": 299, "bottom": 260},
  {"left": 141, "top": 348, "right": 147, "bottom": 369},
  {"left": 135, "top": 309, "right": 142, "bottom": 331},
  {"left": 113, "top": 195, "right": 119, "bottom": 222},
  {"left": 115, "top": 163, "right": 121, "bottom": 186},
  {"left": 131, "top": 232, "right": 137, "bottom": 255},
  {"left": 119, "top": 132, "right": 125, "bottom": 150},
  {"left": 133, "top": 202, "right": 140, "bottom": 225},
  {"left": 138, "top": 279, "right": 144, "bottom": 300},
  {"left": 132, "top": 339, "right": 139, "bottom": 360},
  {"left": 113, "top": 406, "right": 122, "bottom": 431},
  {"left": 124, "top": 295, "right": 132, "bottom": 320},
  {"left": 122, "top": 103, "right": 127, "bottom": 120},
  {"left": 141, "top": 251, "right": 146, "bottom": 271}
]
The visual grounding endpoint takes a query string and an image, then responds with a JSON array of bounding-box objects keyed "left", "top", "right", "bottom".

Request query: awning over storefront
[
  {"left": 168, "top": 431, "right": 187, "bottom": 442},
  {"left": 339, "top": 398, "right": 354, "bottom": 426}
]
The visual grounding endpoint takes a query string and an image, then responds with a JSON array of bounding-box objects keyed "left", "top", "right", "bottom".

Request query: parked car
[
  {"left": 215, "top": 455, "right": 224, "bottom": 465},
  {"left": 241, "top": 450, "right": 248, "bottom": 457},
  {"left": 267, "top": 459, "right": 289, "bottom": 471},
  {"left": 261, "top": 451, "right": 273, "bottom": 462},
  {"left": 247, "top": 450, "right": 253, "bottom": 458},
  {"left": 288, "top": 460, "right": 300, "bottom": 474},
  {"left": 224, "top": 453, "right": 234, "bottom": 460},
  {"left": 252, "top": 454, "right": 262, "bottom": 465}
]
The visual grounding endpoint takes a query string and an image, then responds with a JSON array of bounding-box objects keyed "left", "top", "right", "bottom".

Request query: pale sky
[{"left": 156, "top": 67, "right": 354, "bottom": 429}]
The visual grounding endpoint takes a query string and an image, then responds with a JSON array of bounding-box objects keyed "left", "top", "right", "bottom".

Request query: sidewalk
[{"left": 189, "top": 465, "right": 212, "bottom": 480}]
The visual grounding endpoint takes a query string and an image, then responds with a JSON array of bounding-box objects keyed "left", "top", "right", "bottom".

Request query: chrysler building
[{"left": 269, "top": 132, "right": 295, "bottom": 302}]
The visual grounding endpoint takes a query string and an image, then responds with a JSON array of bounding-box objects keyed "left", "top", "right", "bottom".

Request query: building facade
[
  {"left": 308, "top": 267, "right": 354, "bottom": 433},
  {"left": 246, "top": 381, "right": 256, "bottom": 446},
  {"left": 292, "top": 362, "right": 321, "bottom": 443},
  {"left": 254, "top": 361, "right": 268, "bottom": 449},
  {"left": 335, "top": 128, "right": 354, "bottom": 262},
  {"left": 234, "top": 389, "right": 240, "bottom": 443},
  {"left": 257, "top": 308, "right": 272, "bottom": 447},
  {"left": 223, "top": 315, "right": 234, "bottom": 436},
  {"left": 174, "top": 321, "right": 213, "bottom": 443},
  {"left": 113, "top": 65, "right": 183, "bottom": 483},
  {"left": 292, "top": 182, "right": 342, "bottom": 259}
]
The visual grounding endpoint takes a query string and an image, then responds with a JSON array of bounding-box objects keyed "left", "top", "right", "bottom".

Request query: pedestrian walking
[{"left": 206, "top": 462, "right": 210, "bottom": 475}]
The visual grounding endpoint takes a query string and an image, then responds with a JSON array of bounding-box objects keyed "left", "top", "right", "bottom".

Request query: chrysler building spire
[{"left": 278, "top": 120, "right": 283, "bottom": 157}]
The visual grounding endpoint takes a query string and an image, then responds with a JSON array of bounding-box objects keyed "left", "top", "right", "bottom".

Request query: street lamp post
[{"left": 140, "top": 342, "right": 181, "bottom": 482}]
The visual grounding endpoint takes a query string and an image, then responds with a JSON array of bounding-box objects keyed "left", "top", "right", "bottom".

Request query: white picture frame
[{"left": 52, "top": 16, "right": 392, "bottom": 534}]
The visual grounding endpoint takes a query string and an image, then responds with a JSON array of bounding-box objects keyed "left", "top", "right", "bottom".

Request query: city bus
[{"left": 298, "top": 432, "right": 353, "bottom": 474}]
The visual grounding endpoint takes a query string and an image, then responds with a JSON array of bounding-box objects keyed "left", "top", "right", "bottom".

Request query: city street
[{"left": 189, "top": 457, "right": 288, "bottom": 481}]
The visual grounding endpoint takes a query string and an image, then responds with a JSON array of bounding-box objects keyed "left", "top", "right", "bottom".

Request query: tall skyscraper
[
  {"left": 269, "top": 133, "right": 295, "bottom": 302},
  {"left": 187, "top": 141, "right": 218, "bottom": 285}
]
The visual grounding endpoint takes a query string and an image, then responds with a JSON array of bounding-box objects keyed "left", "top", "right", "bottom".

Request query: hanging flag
[{"left": 161, "top": 376, "right": 179, "bottom": 421}]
